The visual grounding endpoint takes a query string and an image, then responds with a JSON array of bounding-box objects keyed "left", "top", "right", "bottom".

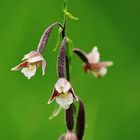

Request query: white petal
[
  {"left": 99, "top": 61, "right": 113, "bottom": 67},
  {"left": 27, "top": 54, "right": 44, "bottom": 63},
  {"left": 42, "top": 60, "right": 46, "bottom": 75},
  {"left": 87, "top": 46, "right": 100, "bottom": 64},
  {"left": 22, "top": 51, "right": 37, "bottom": 60},
  {"left": 98, "top": 67, "right": 108, "bottom": 77},
  {"left": 92, "top": 67, "right": 107, "bottom": 78},
  {"left": 55, "top": 78, "right": 71, "bottom": 93},
  {"left": 56, "top": 93, "right": 73, "bottom": 109},
  {"left": 21, "top": 65, "right": 36, "bottom": 79}
]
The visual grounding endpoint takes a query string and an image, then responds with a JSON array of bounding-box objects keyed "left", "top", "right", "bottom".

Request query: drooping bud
[
  {"left": 37, "top": 22, "right": 63, "bottom": 53},
  {"left": 65, "top": 104, "right": 74, "bottom": 131},
  {"left": 76, "top": 98, "right": 85, "bottom": 140},
  {"left": 57, "top": 37, "right": 67, "bottom": 78}
]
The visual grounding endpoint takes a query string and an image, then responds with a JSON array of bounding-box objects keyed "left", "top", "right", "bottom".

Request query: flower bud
[{"left": 64, "top": 131, "right": 77, "bottom": 140}]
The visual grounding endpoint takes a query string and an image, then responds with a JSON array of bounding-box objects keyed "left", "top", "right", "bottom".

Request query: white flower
[
  {"left": 48, "top": 78, "right": 78, "bottom": 109},
  {"left": 11, "top": 51, "right": 46, "bottom": 79},
  {"left": 84, "top": 46, "right": 113, "bottom": 78}
]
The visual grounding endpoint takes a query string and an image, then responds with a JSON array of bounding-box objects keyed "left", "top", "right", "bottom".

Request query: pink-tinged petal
[
  {"left": 48, "top": 89, "right": 59, "bottom": 104},
  {"left": 22, "top": 51, "right": 38, "bottom": 60},
  {"left": 11, "top": 61, "right": 29, "bottom": 71},
  {"left": 98, "top": 61, "right": 113, "bottom": 67},
  {"left": 56, "top": 93, "right": 73, "bottom": 109},
  {"left": 21, "top": 65, "right": 36, "bottom": 79},
  {"left": 55, "top": 78, "right": 71, "bottom": 93},
  {"left": 27, "top": 53, "right": 44, "bottom": 63},
  {"left": 69, "top": 88, "right": 78, "bottom": 101},
  {"left": 64, "top": 132, "right": 77, "bottom": 140},
  {"left": 42, "top": 60, "right": 46, "bottom": 75},
  {"left": 87, "top": 46, "right": 100, "bottom": 64}
]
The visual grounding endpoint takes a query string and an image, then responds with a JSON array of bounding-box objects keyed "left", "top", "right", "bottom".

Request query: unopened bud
[{"left": 64, "top": 131, "right": 77, "bottom": 140}]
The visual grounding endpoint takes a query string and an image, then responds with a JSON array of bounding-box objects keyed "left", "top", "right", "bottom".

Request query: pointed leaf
[{"left": 64, "top": 10, "right": 78, "bottom": 21}]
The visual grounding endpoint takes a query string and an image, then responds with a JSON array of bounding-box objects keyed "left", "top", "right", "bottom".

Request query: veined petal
[
  {"left": 27, "top": 53, "right": 44, "bottom": 63},
  {"left": 69, "top": 88, "right": 78, "bottom": 101},
  {"left": 21, "top": 65, "right": 36, "bottom": 79},
  {"left": 48, "top": 89, "right": 59, "bottom": 104},
  {"left": 87, "top": 46, "right": 100, "bottom": 64},
  {"left": 11, "top": 61, "right": 29, "bottom": 71},
  {"left": 56, "top": 93, "right": 73, "bottom": 109},
  {"left": 42, "top": 59, "right": 46, "bottom": 75},
  {"left": 22, "top": 51, "right": 38, "bottom": 61}
]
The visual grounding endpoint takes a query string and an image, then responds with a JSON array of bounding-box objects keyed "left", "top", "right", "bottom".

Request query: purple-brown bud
[{"left": 37, "top": 22, "right": 63, "bottom": 53}]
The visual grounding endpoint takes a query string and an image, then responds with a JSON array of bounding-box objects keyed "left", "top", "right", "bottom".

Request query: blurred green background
[{"left": 0, "top": 0, "right": 140, "bottom": 140}]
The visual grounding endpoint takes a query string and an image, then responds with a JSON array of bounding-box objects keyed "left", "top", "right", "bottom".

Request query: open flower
[
  {"left": 11, "top": 51, "right": 46, "bottom": 79},
  {"left": 48, "top": 78, "right": 78, "bottom": 109},
  {"left": 84, "top": 47, "right": 113, "bottom": 78}
]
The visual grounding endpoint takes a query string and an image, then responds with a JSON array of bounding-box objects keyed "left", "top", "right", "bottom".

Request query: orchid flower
[
  {"left": 48, "top": 78, "right": 78, "bottom": 109},
  {"left": 73, "top": 47, "right": 113, "bottom": 78},
  {"left": 11, "top": 51, "right": 46, "bottom": 79},
  {"left": 84, "top": 47, "right": 113, "bottom": 78}
]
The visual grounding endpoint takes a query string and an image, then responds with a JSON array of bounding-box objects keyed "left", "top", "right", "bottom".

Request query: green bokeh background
[{"left": 0, "top": 0, "right": 140, "bottom": 140}]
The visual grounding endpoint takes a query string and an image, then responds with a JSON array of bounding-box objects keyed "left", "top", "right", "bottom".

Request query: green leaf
[
  {"left": 66, "top": 37, "right": 74, "bottom": 66},
  {"left": 64, "top": 10, "right": 78, "bottom": 21},
  {"left": 49, "top": 105, "right": 62, "bottom": 120},
  {"left": 53, "top": 28, "right": 62, "bottom": 52}
]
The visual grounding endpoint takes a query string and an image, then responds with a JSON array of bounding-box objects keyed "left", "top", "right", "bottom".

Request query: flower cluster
[{"left": 11, "top": 1, "right": 113, "bottom": 139}]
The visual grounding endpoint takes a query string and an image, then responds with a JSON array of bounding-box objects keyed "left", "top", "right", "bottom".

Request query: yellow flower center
[
  {"left": 59, "top": 93, "right": 69, "bottom": 99},
  {"left": 28, "top": 65, "right": 36, "bottom": 71}
]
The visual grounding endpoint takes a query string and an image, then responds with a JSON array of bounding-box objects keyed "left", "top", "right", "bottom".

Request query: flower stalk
[{"left": 11, "top": 0, "right": 113, "bottom": 139}]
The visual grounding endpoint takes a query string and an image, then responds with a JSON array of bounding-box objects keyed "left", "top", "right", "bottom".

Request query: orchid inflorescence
[{"left": 11, "top": 0, "right": 113, "bottom": 139}]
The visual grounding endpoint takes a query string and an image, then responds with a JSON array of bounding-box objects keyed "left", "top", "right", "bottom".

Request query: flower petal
[
  {"left": 42, "top": 60, "right": 46, "bottom": 75},
  {"left": 87, "top": 46, "right": 100, "bottom": 64},
  {"left": 48, "top": 89, "right": 59, "bottom": 104},
  {"left": 56, "top": 93, "right": 73, "bottom": 109},
  {"left": 98, "top": 61, "right": 113, "bottom": 67},
  {"left": 55, "top": 78, "right": 71, "bottom": 93},
  {"left": 22, "top": 51, "right": 38, "bottom": 60},
  {"left": 21, "top": 65, "right": 36, "bottom": 79},
  {"left": 69, "top": 88, "right": 78, "bottom": 101},
  {"left": 11, "top": 61, "right": 29, "bottom": 71},
  {"left": 27, "top": 53, "right": 44, "bottom": 63},
  {"left": 92, "top": 67, "right": 108, "bottom": 78}
]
